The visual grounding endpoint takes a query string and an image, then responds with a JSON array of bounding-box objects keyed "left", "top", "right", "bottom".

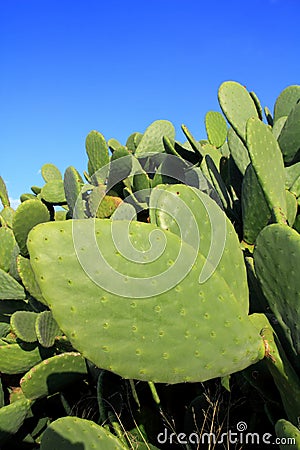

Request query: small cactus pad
[
  {"left": 0, "top": 176, "right": 10, "bottom": 208},
  {"left": 85, "top": 130, "right": 109, "bottom": 177},
  {"left": 254, "top": 224, "right": 300, "bottom": 357},
  {"left": 0, "top": 206, "right": 15, "bottom": 228},
  {"left": 0, "top": 227, "right": 16, "bottom": 272},
  {"left": 28, "top": 218, "right": 264, "bottom": 383},
  {"left": 12, "top": 199, "right": 50, "bottom": 256},
  {"left": 40, "top": 180, "right": 66, "bottom": 204},
  {"left": 10, "top": 311, "right": 38, "bottom": 342},
  {"left": 241, "top": 164, "right": 271, "bottom": 244},
  {"left": 63, "top": 166, "right": 84, "bottom": 215},
  {"left": 41, "top": 163, "right": 62, "bottom": 182},
  {"left": 275, "top": 419, "right": 300, "bottom": 449},
  {"left": 0, "top": 268, "right": 26, "bottom": 300},
  {"left": 0, "top": 398, "right": 32, "bottom": 445},
  {"left": 278, "top": 101, "right": 300, "bottom": 163},
  {"left": 40, "top": 416, "right": 127, "bottom": 450},
  {"left": 218, "top": 81, "right": 258, "bottom": 142},
  {"left": 17, "top": 255, "right": 47, "bottom": 304},
  {"left": 246, "top": 117, "right": 287, "bottom": 221},
  {"left": 35, "top": 310, "right": 60, "bottom": 347},
  {"left": 135, "top": 120, "right": 175, "bottom": 157},
  {"left": 205, "top": 111, "right": 227, "bottom": 148},
  {"left": 273, "top": 85, "right": 300, "bottom": 122},
  {"left": 21, "top": 352, "right": 87, "bottom": 400},
  {"left": 227, "top": 127, "right": 250, "bottom": 175}
]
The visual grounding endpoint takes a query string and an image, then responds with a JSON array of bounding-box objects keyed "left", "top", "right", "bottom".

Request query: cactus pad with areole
[{"left": 28, "top": 213, "right": 265, "bottom": 383}]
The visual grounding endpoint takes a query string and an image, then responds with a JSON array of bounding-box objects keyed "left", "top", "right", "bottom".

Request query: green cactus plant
[
  {"left": 278, "top": 101, "right": 300, "bottom": 163},
  {"left": 254, "top": 224, "right": 300, "bottom": 369},
  {"left": 17, "top": 255, "right": 47, "bottom": 304},
  {"left": 21, "top": 352, "right": 87, "bottom": 400},
  {"left": 40, "top": 179, "right": 67, "bottom": 205},
  {"left": 0, "top": 227, "right": 16, "bottom": 273},
  {"left": 0, "top": 398, "right": 32, "bottom": 446},
  {"left": 246, "top": 117, "right": 287, "bottom": 223},
  {"left": 35, "top": 310, "right": 60, "bottom": 347},
  {"left": 227, "top": 127, "right": 250, "bottom": 175},
  {"left": 86, "top": 130, "right": 109, "bottom": 180},
  {"left": 10, "top": 311, "right": 38, "bottom": 342},
  {"left": 218, "top": 81, "right": 259, "bottom": 142},
  {"left": 0, "top": 341, "right": 42, "bottom": 374},
  {"left": 0, "top": 206, "right": 15, "bottom": 229},
  {"left": 63, "top": 166, "right": 84, "bottom": 217},
  {"left": 241, "top": 164, "right": 271, "bottom": 244},
  {"left": 40, "top": 416, "right": 128, "bottom": 450},
  {"left": 12, "top": 198, "right": 50, "bottom": 257},
  {"left": 0, "top": 268, "right": 26, "bottom": 300},
  {"left": 273, "top": 85, "right": 300, "bottom": 123},
  {"left": 0, "top": 176, "right": 10, "bottom": 208},
  {"left": 41, "top": 163, "right": 62, "bottom": 182},
  {"left": 134, "top": 120, "right": 175, "bottom": 157},
  {"left": 205, "top": 111, "right": 227, "bottom": 148}
]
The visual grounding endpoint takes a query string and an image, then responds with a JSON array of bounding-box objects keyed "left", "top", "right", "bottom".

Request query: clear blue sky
[{"left": 1, "top": 0, "right": 299, "bottom": 202}]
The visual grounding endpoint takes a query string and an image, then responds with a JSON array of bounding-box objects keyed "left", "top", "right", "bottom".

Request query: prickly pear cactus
[
  {"left": 278, "top": 101, "right": 300, "bottom": 163},
  {"left": 12, "top": 198, "right": 50, "bottom": 256},
  {"left": 21, "top": 352, "right": 87, "bottom": 400},
  {"left": 205, "top": 111, "right": 227, "bottom": 148},
  {"left": 41, "top": 163, "right": 62, "bottom": 182},
  {"left": 218, "top": 81, "right": 259, "bottom": 142},
  {"left": 40, "top": 416, "right": 127, "bottom": 450},
  {"left": 28, "top": 188, "right": 265, "bottom": 383},
  {"left": 85, "top": 130, "right": 109, "bottom": 178},
  {"left": 246, "top": 117, "right": 287, "bottom": 222},
  {"left": 134, "top": 120, "right": 175, "bottom": 157},
  {"left": 254, "top": 224, "right": 300, "bottom": 359},
  {"left": 0, "top": 398, "right": 32, "bottom": 445},
  {"left": 273, "top": 84, "right": 300, "bottom": 122},
  {"left": 0, "top": 176, "right": 10, "bottom": 208}
]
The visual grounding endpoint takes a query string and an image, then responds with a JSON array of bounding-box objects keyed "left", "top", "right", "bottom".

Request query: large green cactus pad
[
  {"left": 28, "top": 218, "right": 264, "bottom": 383},
  {"left": 40, "top": 416, "right": 127, "bottom": 450}
]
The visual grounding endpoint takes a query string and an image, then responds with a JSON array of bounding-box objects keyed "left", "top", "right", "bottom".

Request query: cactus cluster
[{"left": 0, "top": 81, "right": 299, "bottom": 449}]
